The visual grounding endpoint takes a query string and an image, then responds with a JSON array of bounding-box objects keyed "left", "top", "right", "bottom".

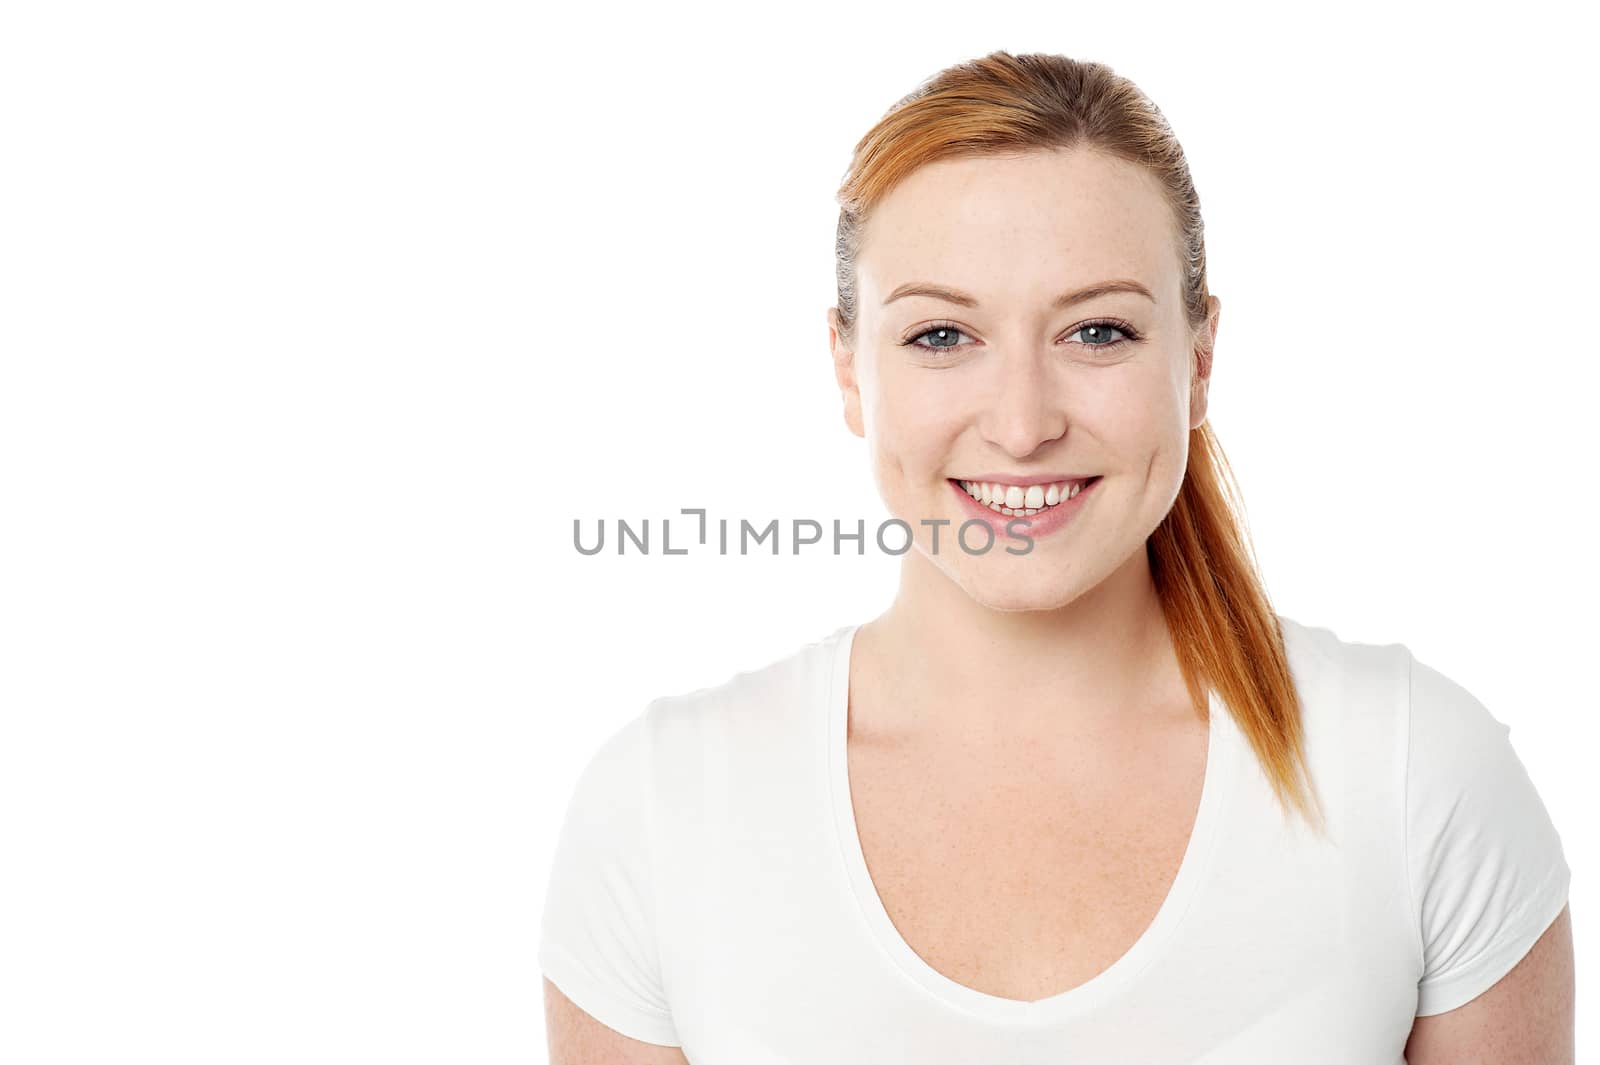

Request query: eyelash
[{"left": 899, "top": 318, "right": 1143, "bottom": 357}]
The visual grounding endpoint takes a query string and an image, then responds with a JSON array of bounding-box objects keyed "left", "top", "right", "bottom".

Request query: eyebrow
[{"left": 882, "top": 278, "right": 1156, "bottom": 309}]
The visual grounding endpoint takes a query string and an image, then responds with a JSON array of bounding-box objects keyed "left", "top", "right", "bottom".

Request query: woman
[{"left": 540, "top": 51, "right": 1573, "bottom": 1063}]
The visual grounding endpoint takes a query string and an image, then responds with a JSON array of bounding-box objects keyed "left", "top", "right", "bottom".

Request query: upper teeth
[{"left": 957, "top": 478, "right": 1093, "bottom": 516}]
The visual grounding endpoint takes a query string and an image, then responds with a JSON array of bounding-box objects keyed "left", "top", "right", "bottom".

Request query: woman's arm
[{"left": 1403, "top": 903, "right": 1574, "bottom": 1064}]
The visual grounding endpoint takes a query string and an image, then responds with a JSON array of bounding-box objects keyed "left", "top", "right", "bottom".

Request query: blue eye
[
  {"left": 903, "top": 323, "right": 975, "bottom": 353},
  {"left": 900, "top": 318, "right": 1142, "bottom": 357},
  {"left": 1069, "top": 321, "right": 1135, "bottom": 347}
]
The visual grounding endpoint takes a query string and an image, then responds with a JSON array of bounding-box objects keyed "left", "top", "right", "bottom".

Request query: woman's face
[{"left": 829, "top": 147, "right": 1219, "bottom": 612}]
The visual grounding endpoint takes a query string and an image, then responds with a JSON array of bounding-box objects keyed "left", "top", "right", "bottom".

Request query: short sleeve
[
  {"left": 1405, "top": 650, "right": 1571, "bottom": 1016},
  {"left": 538, "top": 704, "right": 680, "bottom": 1046}
]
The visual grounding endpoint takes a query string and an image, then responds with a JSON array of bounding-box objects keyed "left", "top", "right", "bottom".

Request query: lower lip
[{"left": 947, "top": 477, "right": 1101, "bottom": 541}]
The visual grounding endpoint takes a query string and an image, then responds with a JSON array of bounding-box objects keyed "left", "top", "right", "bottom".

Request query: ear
[
  {"left": 828, "top": 307, "right": 865, "bottom": 439},
  {"left": 1189, "top": 294, "right": 1220, "bottom": 431}
]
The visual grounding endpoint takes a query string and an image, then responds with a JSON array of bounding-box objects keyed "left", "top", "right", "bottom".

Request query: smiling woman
[{"left": 539, "top": 50, "right": 1573, "bottom": 1064}]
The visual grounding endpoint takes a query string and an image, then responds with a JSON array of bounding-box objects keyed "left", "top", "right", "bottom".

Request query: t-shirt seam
[
  {"left": 640, "top": 698, "right": 670, "bottom": 1018},
  {"left": 1401, "top": 646, "right": 1428, "bottom": 976}
]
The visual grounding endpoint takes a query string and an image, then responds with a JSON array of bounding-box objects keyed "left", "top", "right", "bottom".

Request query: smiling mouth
[{"left": 950, "top": 476, "right": 1101, "bottom": 517}]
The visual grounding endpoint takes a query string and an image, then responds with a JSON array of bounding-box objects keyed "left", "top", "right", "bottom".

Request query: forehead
[{"left": 857, "top": 148, "right": 1179, "bottom": 308}]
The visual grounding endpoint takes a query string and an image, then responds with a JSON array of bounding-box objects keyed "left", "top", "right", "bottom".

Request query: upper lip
[{"left": 953, "top": 473, "right": 1100, "bottom": 486}]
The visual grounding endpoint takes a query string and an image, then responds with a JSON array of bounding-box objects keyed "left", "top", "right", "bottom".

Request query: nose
[{"left": 976, "top": 351, "right": 1068, "bottom": 459}]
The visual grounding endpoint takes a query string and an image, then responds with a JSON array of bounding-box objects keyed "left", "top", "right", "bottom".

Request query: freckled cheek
[
  {"left": 1102, "top": 375, "right": 1187, "bottom": 442},
  {"left": 1124, "top": 411, "right": 1192, "bottom": 488},
  {"left": 871, "top": 375, "right": 965, "bottom": 477}
]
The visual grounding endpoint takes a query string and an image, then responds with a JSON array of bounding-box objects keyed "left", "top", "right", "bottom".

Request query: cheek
[
  {"left": 1103, "top": 361, "right": 1191, "bottom": 444},
  {"left": 868, "top": 366, "right": 965, "bottom": 468}
]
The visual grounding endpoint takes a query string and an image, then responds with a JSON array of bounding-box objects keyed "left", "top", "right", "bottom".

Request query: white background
[{"left": 2, "top": 1, "right": 1594, "bottom": 1060}]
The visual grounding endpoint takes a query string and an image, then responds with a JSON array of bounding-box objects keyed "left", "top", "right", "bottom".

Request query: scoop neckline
[{"left": 823, "top": 621, "right": 1237, "bottom": 1025}]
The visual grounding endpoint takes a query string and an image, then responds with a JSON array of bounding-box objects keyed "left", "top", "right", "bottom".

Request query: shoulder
[
  {"left": 1274, "top": 612, "right": 1412, "bottom": 724},
  {"left": 1273, "top": 615, "right": 1571, "bottom": 1016},
  {"left": 556, "top": 623, "right": 855, "bottom": 815},
  {"left": 1272, "top": 613, "right": 1559, "bottom": 820},
  {"left": 1396, "top": 636, "right": 1560, "bottom": 850},
  {"left": 1272, "top": 613, "right": 1527, "bottom": 780},
  {"left": 642, "top": 623, "right": 854, "bottom": 746},
  {"left": 1401, "top": 647, "right": 1517, "bottom": 772},
  {"left": 553, "top": 624, "right": 853, "bottom": 818}
]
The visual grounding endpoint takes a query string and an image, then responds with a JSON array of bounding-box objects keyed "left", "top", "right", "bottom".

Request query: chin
[
  {"left": 967, "top": 584, "right": 1083, "bottom": 613},
  {"left": 939, "top": 556, "right": 1090, "bottom": 613}
]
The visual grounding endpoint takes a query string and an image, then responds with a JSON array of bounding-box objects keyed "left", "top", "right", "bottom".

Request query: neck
[{"left": 859, "top": 543, "right": 1183, "bottom": 746}]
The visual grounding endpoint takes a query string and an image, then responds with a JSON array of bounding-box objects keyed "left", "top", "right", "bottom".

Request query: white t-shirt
[{"left": 538, "top": 616, "right": 1571, "bottom": 1063}]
